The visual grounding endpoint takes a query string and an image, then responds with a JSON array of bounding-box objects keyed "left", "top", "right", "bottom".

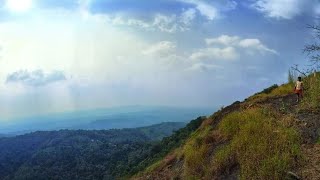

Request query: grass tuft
[
  {"left": 212, "top": 108, "right": 301, "bottom": 179},
  {"left": 300, "top": 74, "right": 320, "bottom": 109},
  {"left": 182, "top": 127, "right": 212, "bottom": 178},
  {"left": 269, "top": 83, "right": 294, "bottom": 96},
  {"left": 246, "top": 83, "right": 293, "bottom": 104}
]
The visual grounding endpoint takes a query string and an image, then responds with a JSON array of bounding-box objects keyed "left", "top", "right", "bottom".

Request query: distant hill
[
  {"left": 74, "top": 106, "right": 211, "bottom": 130},
  {"left": 0, "top": 122, "right": 188, "bottom": 180},
  {"left": 1, "top": 106, "right": 214, "bottom": 135},
  {"left": 135, "top": 122, "right": 187, "bottom": 141}
]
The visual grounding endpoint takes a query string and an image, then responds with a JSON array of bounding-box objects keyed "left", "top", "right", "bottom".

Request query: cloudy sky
[{"left": 0, "top": 0, "right": 318, "bottom": 120}]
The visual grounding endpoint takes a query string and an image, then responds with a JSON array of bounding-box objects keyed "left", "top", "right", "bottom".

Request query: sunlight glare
[{"left": 6, "top": 0, "right": 33, "bottom": 12}]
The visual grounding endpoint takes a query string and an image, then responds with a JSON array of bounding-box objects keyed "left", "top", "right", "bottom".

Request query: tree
[
  {"left": 303, "top": 25, "right": 320, "bottom": 72},
  {"left": 288, "top": 68, "right": 297, "bottom": 83},
  {"left": 289, "top": 25, "right": 320, "bottom": 79}
]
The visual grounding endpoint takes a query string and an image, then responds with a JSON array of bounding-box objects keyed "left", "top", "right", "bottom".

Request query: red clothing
[{"left": 294, "top": 89, "right": 303, "bottom": 95}]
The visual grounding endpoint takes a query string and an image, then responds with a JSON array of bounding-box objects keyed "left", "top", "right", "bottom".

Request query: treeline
[
  {"left": 127, "top": 116, "right": 206, "bottom": 176},
  {"left": 0, "top": 119, "right": 205, "bottom": 180}
]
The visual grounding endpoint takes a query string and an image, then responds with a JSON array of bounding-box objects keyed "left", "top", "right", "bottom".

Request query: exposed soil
[{"left": 300, "top": 144, "right": 320, "bottom": 180}]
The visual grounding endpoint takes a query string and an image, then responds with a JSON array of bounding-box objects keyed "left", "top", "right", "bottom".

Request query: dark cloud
[{"left": 6, "top": 69, "right": 66, "bottom": 86}]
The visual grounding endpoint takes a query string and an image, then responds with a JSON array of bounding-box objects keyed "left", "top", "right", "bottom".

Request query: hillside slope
[
  {"left": 0, "top": 122, "right": 185, "bottom": 180},
  {"left": 134, "top": 79, "right": 320, "bottom": 179}
]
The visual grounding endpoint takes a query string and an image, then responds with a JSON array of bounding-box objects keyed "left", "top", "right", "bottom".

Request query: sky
[{"left": 0, "top": 0, "right": 319, "bottom": 120}]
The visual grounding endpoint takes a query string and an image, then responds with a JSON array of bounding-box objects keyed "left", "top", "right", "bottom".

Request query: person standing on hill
[{"left": 294, "top": 77, "right": 303, "bottom": 102}]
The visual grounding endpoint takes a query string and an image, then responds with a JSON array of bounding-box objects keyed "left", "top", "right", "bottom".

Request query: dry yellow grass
[
  {"left": 213, "top": 108, "right": 301, "bottom": 179},
  {"left": 301, "top": 74, "right": 320, "bottom": 109},
  {"left": 246, "top": 83, "right": 294, "bottom": 104},
  {"left": 183, "top": 127, "right": 212, "bottom": 178}
]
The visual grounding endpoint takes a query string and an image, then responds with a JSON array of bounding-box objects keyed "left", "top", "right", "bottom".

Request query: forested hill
[{"left": 0, "top": 122, "right": 188, "bottom": 180}]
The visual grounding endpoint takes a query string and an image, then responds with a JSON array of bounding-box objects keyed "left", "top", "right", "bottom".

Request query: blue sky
[{"left": 0, "top": 0, "right": 318, "bottom": 120}]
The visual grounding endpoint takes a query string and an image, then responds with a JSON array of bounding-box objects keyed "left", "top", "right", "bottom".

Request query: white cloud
[
  {"left": 6, "top": 69, "right": 66, "bottom": 86},
  {"left": 0, "top": 12, "right": 151, "bottom": 86},
  {"left": 77, "top": 0, "right": 237, "bottom": 33},
  {"left": 205, "top": 35, "right": 277, "bottom": 54},
  {"left": 152, "top": 14, "right": 179, "bottom": 33},
  {"left": 180, "top": 8, "right": 197, "bottom": 26},
  {"left": 195, "top": 2, "right": 219, "bottom": 20},
  {"left": 206, "top": 35, "right": 240, "bottom": 46},
  {"left": 186, "top": 63, "right": 223, "bottom": 72},
  {"left": 76, "top": 0, "right": 237, "bottom": 32},
  {"left": 251, "top": 0, "right": 315, "bottom": 19},
  {"left": 179, "top": 0, "right": 219, "bottom": 20},
  {"left": 40, "top": 0, "right": 234, "bottom": 33},
  {"left": 190, "top": 47, "right": 239, "bottom": 61},
  {"left": 142, "top": 41, "right": 177, "bottom": 57},
  {"left": 238, "top": 39, "right": 278, "bottom": 54},
  {"left": 141, "top": 35, "right": 277, "bottom": 73},
  {"left": 190, "top": 35, "right": 277, "bottom": 61},
  {"left": 179, "top": 0, "right": 237, "bottom": 20},
  {"left": 76, "top": 0, "right": 195, "bottom": 33},
  {"left": 94, "top": 12, "right": 196, "bottom": 33}
]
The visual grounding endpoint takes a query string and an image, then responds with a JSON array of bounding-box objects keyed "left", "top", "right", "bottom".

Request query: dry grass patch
[
  {"left": 269, "top": 83, "right": 294, "bottom": 96},
  {"left": 246, "top": 83, "right": 293, "bottom": 104},
  {"left": 182, "top": 127, "right": 213, "bottom": 178},
  {"left": 301, "top": 74, "right": 320, "bottom": 109},
  {"left": 210, "top": 108, "right": 301, "bottom": 179}
]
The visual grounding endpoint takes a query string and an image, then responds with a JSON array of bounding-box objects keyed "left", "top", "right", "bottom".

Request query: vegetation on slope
[
  {"left": 130, "top": 116, "right": 206, "bottom": 177},
  {"left": 132, "top": 122, "right": 186, "bottom": 141},
  {"left": 0, "top": 122, "right": 186, "bottom": 180},
  {"left": 247, "top": 72, "right": 320, "bottom": 111},
  {"left": 180, "top": 108, "right": 301, "bottom": 179},
  {"left": 135, "top": 73, "right": 320, "bottom": 179},
  {"left": 246, "top": 83, "right": 293, "bottom": 103},
  {"left": 214, "top": 108, "right": 300, "bottom": 179},
  {"left": 300, "top": 72, "right": 320, "bottom": 109}
]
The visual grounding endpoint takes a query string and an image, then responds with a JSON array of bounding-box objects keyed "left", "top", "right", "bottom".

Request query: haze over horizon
[{"left": 0, "top": 0, "right": 318, "bottom": 120}]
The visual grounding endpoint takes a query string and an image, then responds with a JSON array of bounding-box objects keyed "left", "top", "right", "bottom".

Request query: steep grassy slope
[{"left": 134, "top": 74, "right": 320, "bottom": 180}]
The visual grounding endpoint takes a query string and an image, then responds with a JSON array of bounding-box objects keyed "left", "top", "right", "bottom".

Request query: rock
[{"left": 287, "top": 171, "right": 301, "bottom": 180}]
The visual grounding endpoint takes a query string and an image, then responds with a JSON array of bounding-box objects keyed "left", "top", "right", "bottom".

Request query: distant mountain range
[{"left": 0, "top": 106, "right": 214, "bottom": 135}]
